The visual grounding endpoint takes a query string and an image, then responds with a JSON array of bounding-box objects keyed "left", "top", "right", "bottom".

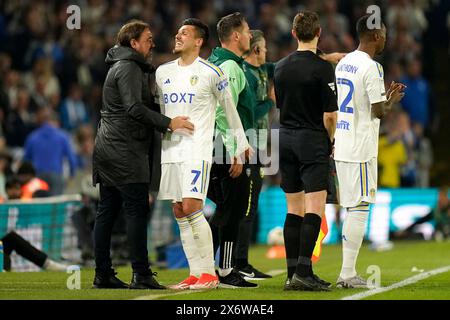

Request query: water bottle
[{"left": 0, "top": 240, "right": 3, "bottom": 272}]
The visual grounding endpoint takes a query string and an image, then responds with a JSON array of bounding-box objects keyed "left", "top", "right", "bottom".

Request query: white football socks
[
  {"left": 43, "top": 258, "right": 69, "bottom": 271},
  {"left": 176, "top": 216, "right": 202, "bottom": 277},
  {"left": 186, "top": 209, "right": 216, "bottom": 276},
  {"left": 340, "top": 203, "right": 369, "bottom": 279}
]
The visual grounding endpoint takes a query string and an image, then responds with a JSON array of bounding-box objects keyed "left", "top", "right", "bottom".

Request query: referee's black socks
[
  {"left": 283, "top": 213, "right": 303, "bottom": 279},
  {"left": 295, "top": 213, "right": 322, "bottom": 277}
]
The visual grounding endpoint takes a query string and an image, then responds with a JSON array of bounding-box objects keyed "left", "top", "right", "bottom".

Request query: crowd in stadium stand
[{"left": 0, "top": 0, "right": 443, "bottom": 200}]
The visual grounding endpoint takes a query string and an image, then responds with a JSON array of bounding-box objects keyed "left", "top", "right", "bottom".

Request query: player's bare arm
[
  {"left": 386, "top": 81, "right": 407, "bottom": 100},
  {"left": 372, "top": 82, "right": 406, "bottom": 119},
  {"left": 229, "top": 156, "right": 243, "bottom": 178},
  {"left": 320, "top": 52, "right": 347, "bottom": 64},
  {"left": 323, "top": 111, "right": 337, "bottom": 143}
]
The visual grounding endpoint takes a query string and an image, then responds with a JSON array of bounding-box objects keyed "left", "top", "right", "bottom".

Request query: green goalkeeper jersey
[
  {"left": 208, "top": 47, "right": 256, "bottom": 153},
  {"left": 243, "top": 61, "right": 275, "bottom": 150}
]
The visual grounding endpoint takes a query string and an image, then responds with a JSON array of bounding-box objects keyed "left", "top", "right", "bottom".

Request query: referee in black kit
[{"left": 274, "top": 11, "right": 337, "bottom": 291}]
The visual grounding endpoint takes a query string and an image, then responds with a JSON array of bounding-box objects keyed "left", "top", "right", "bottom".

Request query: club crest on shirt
[
  {"left": 190, "top": 75, "right": 199, "bottom": 86},
  {"left": 370, "top": 188, "right": 376, "bottom": 198}
]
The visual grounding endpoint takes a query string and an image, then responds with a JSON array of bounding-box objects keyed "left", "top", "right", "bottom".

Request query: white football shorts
[
  {"left": 335, "top": 157, "right": 378, "bottom": 208},
  {"left": 158, "top": 160, "right": 211, "bottom": 203}
]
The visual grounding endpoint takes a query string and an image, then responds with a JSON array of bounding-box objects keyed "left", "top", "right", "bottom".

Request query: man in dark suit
[{"left": 92, "top": 20, "right": 194, "bottom": 289}]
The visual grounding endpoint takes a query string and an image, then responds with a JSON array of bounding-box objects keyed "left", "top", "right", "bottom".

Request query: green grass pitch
[{"left": 1, "top": 240, "right": 450, "bottom": 300}]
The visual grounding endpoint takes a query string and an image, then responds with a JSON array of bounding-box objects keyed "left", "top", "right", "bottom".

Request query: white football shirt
[
  {"left": 334, "top": 50, "right": 387, "bottom": 163},
  {"left": 155, "top": 57, "right": 249, "bottom": 164}
]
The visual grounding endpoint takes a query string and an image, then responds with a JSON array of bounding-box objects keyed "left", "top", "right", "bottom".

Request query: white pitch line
[
  {"left": 0, "top": 282, "right": 62, "bottom": 285},
  {"left": 266, "top": 269, "right": 286, "bottom": 277},
  {"left": 133, "top": 290, "right": 206, "bottom": 300},
  {"left": 341, "top": 265, "right": 450, "bottom": 300}
]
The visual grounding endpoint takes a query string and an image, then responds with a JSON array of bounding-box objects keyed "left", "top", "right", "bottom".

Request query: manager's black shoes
[
  {"left": 290, "top": 273, "right": 331, "bottom": 292},
  {"left": 92, "top": 271, "right": 129, "bottom": 289},
  {"left": 129, "top": 272, "right": 166, "bottom": 290}
]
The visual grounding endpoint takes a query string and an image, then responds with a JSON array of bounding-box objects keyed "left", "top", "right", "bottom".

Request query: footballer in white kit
[
  {"left": 156, "top": 52, "right": 249, "bottom": 202},
  {"left": 334, "top": 50, "right": 386, "bottom": 208},
  {"left": 155, "top": 19, "right": 250, "bottom": 290},
  {"left": 334, "top": 16, "right": 405, "bottom": 288},
  {"left": 155, "top": 49, "right": 248, "bottom": 204}
]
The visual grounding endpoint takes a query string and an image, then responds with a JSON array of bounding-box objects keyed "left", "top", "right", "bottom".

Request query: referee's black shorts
[{"left": 279, "top": 128, "right": 333, "bottom": 194}]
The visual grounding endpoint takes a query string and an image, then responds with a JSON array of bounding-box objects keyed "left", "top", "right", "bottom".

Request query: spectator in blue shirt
[
  {"left": 400, "top": 58, "right": 431, "bottom": 131},
  {"left": 23, "top": 106, "right": 77, "bottom": 195}
]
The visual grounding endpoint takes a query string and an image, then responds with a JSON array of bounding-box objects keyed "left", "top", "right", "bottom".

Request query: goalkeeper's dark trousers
[
  {"left": 235, "top": 164, "right": 264, "bottom": 268},
  {"left": 94, "top": 183, "right": 150, "bottom": 275},
  {"left": 1, "top": 231, "right": 48, "bottom": 271},
  {"left": 208, "top": 163, "right": 252, "bottom": 270}
]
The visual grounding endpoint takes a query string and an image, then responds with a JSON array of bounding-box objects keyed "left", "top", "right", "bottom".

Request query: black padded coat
[{"left": 93, "top": 46, "right": 170, "bottom": 187}]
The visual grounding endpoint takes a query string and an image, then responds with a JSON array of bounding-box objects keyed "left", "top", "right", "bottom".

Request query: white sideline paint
[
  {"left": 132, "top": 269, "right": 286, "bottom": 300},
  {"left": 341, "top": 265, "right": 450, "bottom": 300},
  {"left": 266, "top": 269, "right": 286, "bottom": 277},
  {"left": 134, "top": 290, "right": 205, "bottom": 300}
]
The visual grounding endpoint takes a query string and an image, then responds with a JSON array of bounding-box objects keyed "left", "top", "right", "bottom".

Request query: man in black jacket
[{"left": 92, "top": 20, "right": 194, "bottom": 289}]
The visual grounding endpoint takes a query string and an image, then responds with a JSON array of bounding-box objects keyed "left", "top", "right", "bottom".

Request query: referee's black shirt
[{"left": 274, "top": 50, "right": 338, "bottom": 131}]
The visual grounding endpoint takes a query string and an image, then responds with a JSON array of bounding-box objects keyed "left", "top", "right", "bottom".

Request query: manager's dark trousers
[
  {"left": 94, "top": 183, "right": 150, "bottom": 275},
  {"left": 235, "top": 164, "right": 264, "bottom": 267}
]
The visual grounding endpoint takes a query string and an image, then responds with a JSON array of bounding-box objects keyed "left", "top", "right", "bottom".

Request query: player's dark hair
[
  {"left": 292, "top": 11, "right": 320, "bottom": 42},
  {"left": 217, "top": 12, "right": 246, "bottom": 43},
  {"left": 117, "top": 20, "right": 150, "bottom": 47},
  {"left": 356, "top": 14, "right": 385, "bottom": 39},
  {"left": 182, "top": 18, "right": 209, "bottom": 46}
]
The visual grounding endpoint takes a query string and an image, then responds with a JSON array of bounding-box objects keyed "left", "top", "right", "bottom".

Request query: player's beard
[{"left": 173, "top": 40, "right": 184, "bottom": 54}]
